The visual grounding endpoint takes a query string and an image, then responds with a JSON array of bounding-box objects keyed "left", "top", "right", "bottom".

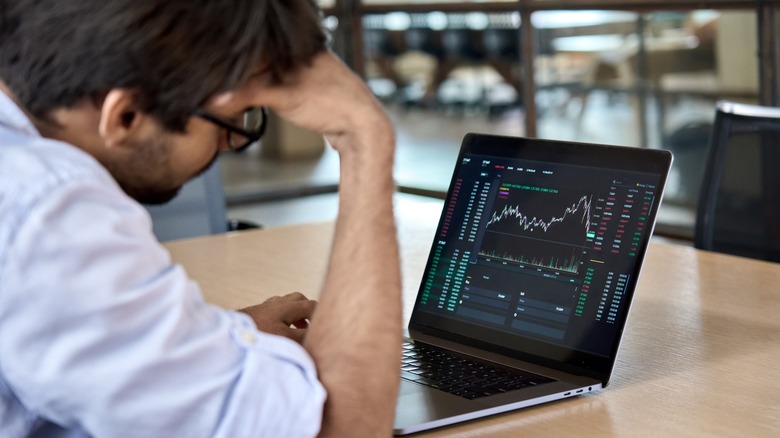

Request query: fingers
[
  {"left": 239, "top": 293, "right": 317, "bottom": 344},
  {"left": 264, "top": 291, "right": 310, "bottom": 303},
  {"left": 291, "top": 318, "right": 309, "bottom": 329},
  {"left": 280, "top": 326, "right": 307, "bottom": 344},
  {"left": 263, "top": 293, "right": 316, "bottom": 323},
  {"left": 278, "top": 299, "right": 316, "bottom": 326}
]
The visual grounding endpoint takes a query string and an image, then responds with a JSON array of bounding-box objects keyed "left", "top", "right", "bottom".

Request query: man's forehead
[
  {"left": 204, "top": 88, "right": 252, "bottom": 114},
  {"left": 204, "top": 63, "right": 270, "bottom": 111},
  {"left": 207, "top": 91, "right": 236, "bottom": 109}
]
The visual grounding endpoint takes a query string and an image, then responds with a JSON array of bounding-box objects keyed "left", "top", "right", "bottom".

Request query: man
[{"left": 0, "top": 1, "right": 401, "bottom": 437}]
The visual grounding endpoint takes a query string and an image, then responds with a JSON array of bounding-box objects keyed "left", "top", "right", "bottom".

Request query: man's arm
[
  {"left": 309, "top": 110, "right": 400, "bottom": 436},
  {"left": 225, "top": 51, "right": 402, "bottom": 435}
]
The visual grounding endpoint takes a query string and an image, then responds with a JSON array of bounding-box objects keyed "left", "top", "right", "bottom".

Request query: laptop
[{"left": 394, "top": 133, "right": 672, "bottom": 435}]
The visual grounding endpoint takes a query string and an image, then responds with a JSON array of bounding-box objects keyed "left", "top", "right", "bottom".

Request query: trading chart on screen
[{"left": 417, "top": 154, "right": 659, "bottom": 357}]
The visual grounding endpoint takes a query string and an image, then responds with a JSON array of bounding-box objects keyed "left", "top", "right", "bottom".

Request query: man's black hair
[{"left": 0, "top": 0, "right": 327, "bottom": 131}]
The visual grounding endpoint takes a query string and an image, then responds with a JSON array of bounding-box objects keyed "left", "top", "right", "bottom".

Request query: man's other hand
[{"left": 239, "top": 292, "right": 316, "bottom": 344}]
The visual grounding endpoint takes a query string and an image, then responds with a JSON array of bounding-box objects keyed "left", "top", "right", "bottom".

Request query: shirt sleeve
[{"left": 0, "top": 176, "right": 326, "bottom": 437}]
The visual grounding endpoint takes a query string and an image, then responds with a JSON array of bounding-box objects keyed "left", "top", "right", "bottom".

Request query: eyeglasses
[{"left": 194, "top": 107, "right": 268, "bottom": 153}]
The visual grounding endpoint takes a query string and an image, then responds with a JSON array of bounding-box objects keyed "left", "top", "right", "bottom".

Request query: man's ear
[{"left": 98, "top": 89, "right": 146, "bottom": 148}]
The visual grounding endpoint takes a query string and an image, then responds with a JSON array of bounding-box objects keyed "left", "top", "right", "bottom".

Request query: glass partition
[
  {"left": 362, "top": 11, "right": 525, "bottom": 192},
  {"left": 347, "top": 3, "right": 764, "bottom": 239},
  {"left": 216, "top": 1, "right": 772, "bottom": 238},
  {"left": 533, "top": 10, "right": 641, "bottom": 146},
  {"left": 533, "top": 9, "right": 759, "bottom": 236},
  {"left": 771, "top": 7, "right": 780, "bottom": 105},
  {"left": 363, "top": 0, "right": 516, "bottom": 4}
]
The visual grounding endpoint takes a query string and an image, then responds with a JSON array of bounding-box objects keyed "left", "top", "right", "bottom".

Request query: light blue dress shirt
[{"left": 0, "top": 90, "right": 326, "bottom": 437}]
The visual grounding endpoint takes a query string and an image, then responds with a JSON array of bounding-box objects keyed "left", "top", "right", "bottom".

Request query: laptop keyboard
[{"left": 401, "top": 341, "right": 555, "bottom": 400}]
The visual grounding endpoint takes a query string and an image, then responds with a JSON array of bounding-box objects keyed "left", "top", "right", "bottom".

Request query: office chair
[
  {"left": 363, "top": 28, "right": 405, "bottom": 93},
  {"left": 146, "top": 159, "right": 259, "bottom": 242},
  {"left": 430, "top": 28, "right": 486, "bottom": 110},
  {"left": 694, "top": 101, "right": 780, "bottom": 262},
  {"left": 482, "top": 27, "right": 523, "bottom": 116}
]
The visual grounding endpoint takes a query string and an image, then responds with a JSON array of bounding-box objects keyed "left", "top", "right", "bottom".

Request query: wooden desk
[{"left": 165, "top": 213, "right": 780, "bottom": 437}]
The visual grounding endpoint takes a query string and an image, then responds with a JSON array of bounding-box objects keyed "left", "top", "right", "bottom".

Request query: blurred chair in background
[
  {"left": 146, "top": 160, "right": 259, "bottom": 242},
  {"left": 363, "top": 27, "right": 405, "bottom": 98},
  {"left": 400, "top": 27, "right": 444, "bottom": 106},
  {"left": 482, "top": 27, "right": 522, "bottom": 116},
  {"left": 694, "top": 101, "right": 780, "bottom": 262},
  {"left": 429, "top": 27, "right": 485, "bottom": 109}
]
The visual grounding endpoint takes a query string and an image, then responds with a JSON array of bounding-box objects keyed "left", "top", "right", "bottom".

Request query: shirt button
[{"left": 241, "top": 330, "right": 257, "bottom": 345}]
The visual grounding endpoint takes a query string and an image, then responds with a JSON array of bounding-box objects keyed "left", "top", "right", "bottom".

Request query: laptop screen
[{"left": 409, "top": 134, "right": 672, "bottom": 378}]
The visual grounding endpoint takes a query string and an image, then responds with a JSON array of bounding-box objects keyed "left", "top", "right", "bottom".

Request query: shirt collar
[{"left": 0, "top": 88, "right": 42, "bottom": 138}]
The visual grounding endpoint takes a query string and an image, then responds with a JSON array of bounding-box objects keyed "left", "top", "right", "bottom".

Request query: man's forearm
[
  {"left": 304, "top": 118, "right": 402, "bottom": 436},
  {"left": 231, "top": 50, "right": 404, "bottom": 435}
]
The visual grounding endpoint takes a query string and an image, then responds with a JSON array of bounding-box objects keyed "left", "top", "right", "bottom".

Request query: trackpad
[{"left": 395, "top": 380, "right": 475, "bottom": 429}]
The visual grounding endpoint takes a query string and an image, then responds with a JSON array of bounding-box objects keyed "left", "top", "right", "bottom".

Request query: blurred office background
[{"left": 207, "top": 0, "right": 778, "bottom": 244}]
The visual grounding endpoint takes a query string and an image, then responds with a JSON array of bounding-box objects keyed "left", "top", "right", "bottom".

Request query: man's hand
[
  {"left": 208, "top": 50, "right": 393, "bottom": 155},
  {"left": 239, "top": 292, "right": 316, "bottom": 344}
]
